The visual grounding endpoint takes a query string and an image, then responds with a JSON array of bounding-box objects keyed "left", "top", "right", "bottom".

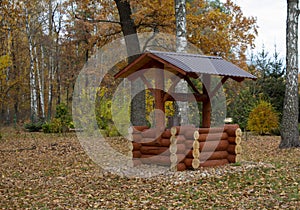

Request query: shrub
[
  {"left": 55, "top": 103, "right": 72, "bottom": 126},
  {"left": 107, "top": 125, "right": 120, "bottom": 137},
  {"left": 227, "top": 86, "right": 258, "bottom": 130},
  {"left": 24, "top": 121, "right": 44, "bottom": 132},
  {"left": 42, "top": 103, "right": 72, "bottom": 133},
  {"left": 42, "top": 119, "right": 64, "bottom": 133},
  {"left": 247, "top": 100, "right": 279, "bottom": 135},
  {"left": 42, "top": 123, "right": 51, "bottom": 133}
]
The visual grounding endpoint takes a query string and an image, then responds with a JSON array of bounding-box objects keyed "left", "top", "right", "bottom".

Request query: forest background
[{"left": 0, "top": 0, "right": 290, "bottom": 136}]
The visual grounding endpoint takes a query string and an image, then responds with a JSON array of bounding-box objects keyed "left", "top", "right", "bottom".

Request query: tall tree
[
  {"left": 175, "top": 0, "right": 189, "bottom": 125},
  {"left": 175, "top": 0, "right": 187, "bottom": 52},
  {"left": 280, "top": 0, "right": 300, "bottom": 148},
  {"left": 114, "top": 0, "right": 147, "bottom": 126},
  {"left": 47, "top": 0, "right": 57, "bottom": 120},
  {"left": 0, "top": 0, "right": 258, "bottom": 125},
  {"left": 24, "top": 6, "right": 39, "bottom": 123}
]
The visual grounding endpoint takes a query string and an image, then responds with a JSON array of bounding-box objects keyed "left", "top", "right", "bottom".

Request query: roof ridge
[{"left": 146, "top": 50, "right": 223, "bottom": 60}]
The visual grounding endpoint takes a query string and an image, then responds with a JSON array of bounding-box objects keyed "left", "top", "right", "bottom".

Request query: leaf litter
[{"left": 0, "top": 129, "right": 299, "bottom": 209}]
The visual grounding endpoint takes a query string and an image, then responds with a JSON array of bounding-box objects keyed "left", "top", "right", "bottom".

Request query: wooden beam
[
  {"left": 164, "top": 92, "right": 207, "bottom": 102},
  {"left": 187, "top": 72, "right": 201, "bottom": 79},
  {"left": 202, "top": 74, "right": 211, "bottom": 128},
  {"left": 114, "top": 53, "right": 148, "bottom": 78},
  {"left": 231, "top": 76, "right": 245, "bottom": 82},
  {"left": 184, "top": 76, "right": 202, "bottom": 95},
  {"left": 210, "top": 76, "right": 229, "bottom": 98},
  {"left": 166, "top": 75, "right": 181, "bottom": 93},
  {"left": 140, "top": 75, "right": 153, "bottom": 90},
  {"left": 127, "top": 60, "right": 171, "bottom": 82}
]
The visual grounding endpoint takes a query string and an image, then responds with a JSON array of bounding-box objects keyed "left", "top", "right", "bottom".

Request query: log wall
[{"left": 130, "top": 124, "right": 242, "bottom": 171}]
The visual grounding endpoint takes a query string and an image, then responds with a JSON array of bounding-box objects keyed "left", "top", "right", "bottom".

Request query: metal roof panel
[{"left": 147, "top": 50, "right": 256, "bottom": 80}]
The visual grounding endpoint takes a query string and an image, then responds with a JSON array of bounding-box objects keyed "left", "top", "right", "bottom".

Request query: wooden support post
[
  {"left": 154, "top": 65, "right": 165, "bottom": 129},
  {"left": 202, "top": 74, "right": 211, "bottom": 128}
]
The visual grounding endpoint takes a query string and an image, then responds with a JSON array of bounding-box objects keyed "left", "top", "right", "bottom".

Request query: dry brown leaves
[{"left": 0, "top": 129, "right": 299, "bottom": 209}]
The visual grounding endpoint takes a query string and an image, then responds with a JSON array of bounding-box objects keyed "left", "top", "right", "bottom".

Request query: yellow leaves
[
  {"left": 131, "top": 0, "right": 174, "bottom": 31},
  {"left": 187, "top": 0, "right": 257, "bottom": 67},
  {"left": 70, "top": 0, "right": 257, "bottom": 72},
  {"left": 98, "top": 87, "right": 108, "bottom": 97},
  {"left": 145, "top": 88, "right": 175, "bottom": 125},
  {"left": 247, "top": 100, "right": 279, "bottom": 135},
  {"left": 0, "top": 54, "right": 12, "bottom": 72}
]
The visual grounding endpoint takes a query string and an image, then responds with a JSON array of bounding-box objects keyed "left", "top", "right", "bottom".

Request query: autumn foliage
[
  {"left": 247, "top": 100, "right": 279, "bottom": 135},
  {"left": 0, "top": 0, "right": 257, "bottom": 127}
]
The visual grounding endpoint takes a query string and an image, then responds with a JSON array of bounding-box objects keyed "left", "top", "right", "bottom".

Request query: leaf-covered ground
[{"left": 0, "top": 128, "right": 299, "bottom": 209}]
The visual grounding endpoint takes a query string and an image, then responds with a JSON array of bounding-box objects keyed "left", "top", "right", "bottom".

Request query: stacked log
[
  {"left": 225, "top": 124, "right": 243, "bottom": 163},
  {"left": 130, "top": 124, "right": 243, "bottom": 170},
  {"left": 184, "top": 127, "right": 230, "bottom": 168},
  {"left": 130, "top": 126, "right": 149, "bottom": 166},
  {"left": 140, "top": 128, "right": 169, "bottom": 165},
  {"left": 168, "top": 126, "right": 194, "bottom": 171},
  {"left": 130, "top": 126, "right": 179, "bottom": 168},
  {"left": 192, "top": 131, "right": 200, "bottom": 169},
  {"left": 169, "top": 127, "right": 177, "bottom": 171},
  {"left": 197, "top": 127, "right": 229, "bottom": 167}
]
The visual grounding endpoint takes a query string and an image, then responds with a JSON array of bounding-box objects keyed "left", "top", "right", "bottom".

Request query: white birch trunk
[
  {"left": 47, "top": 0, "right": 54, "bottom": 120},
  {"left": 55, "top": 5, "right": 63, "bottom": 105},
  {"left": 280, "top": 0, "right": 300, "bottom": 148},
  {"left": 175, "top": 0, "right": 188, "bottom": 52},
  {"left": 35, "top": 44, "right": 45, "bottom": 120},
  {"left": 175, "top": 0, "right": 189, "bottom": 125},
  {"left": 48, "top": 57, "right": 54, "bottom": 120},
  {"left": 25, "top": 10, "right": 38, "bottom": 123}
]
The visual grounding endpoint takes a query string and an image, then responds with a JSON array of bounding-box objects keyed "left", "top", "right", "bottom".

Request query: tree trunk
[
  {"left": 175, "top": 0, "right": 189, "bottom": 125},
  {"left": 280, "top": 0, "right": 300, "bottom": 148},
  {"left": 39, "top": 45, "right": 46, "bottom": 120},
  {"left": 35, "top": 43, "right": 45, "bottom": 120},
  {"left": 115, "top": 0, "right": 147, "bottom": 126},
  {"left": 25, "top": 9, "right": 38, "bottom": 123},
  {"left": 47, "top": 0, "right": 54, "bottom": 120},
  {"left": 114, "top": 0, "right": 141, "bottom": 62},
  {"left": 12, "top": 37, "right": 19, "bottom": 123},
  {"left": 5, "top": 31, "right": 11, "bottom": 125},
  {"left": 55, "top": 32, "right": 61, "bottom": 105},
  {"left": 175, "top": 0, "right": 188, "bottom": 52},
  {"left": 48, "top": 63, "right": 54, "bottom": 120},
  {"left": 6, "top": 62, "right": 10, "bottom": 124}
]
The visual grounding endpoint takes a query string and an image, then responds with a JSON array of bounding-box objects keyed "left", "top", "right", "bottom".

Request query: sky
[{"left": 221, "top": 0, "right": 287, "bottom": 59}]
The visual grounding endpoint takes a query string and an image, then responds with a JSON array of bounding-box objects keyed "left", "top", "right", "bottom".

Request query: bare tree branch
[
  {"left": 74, "top": 14, "right": 121, "bottom": 25},
  {"left": 142, "top": 26, "right": 159, "bottom": 52}
]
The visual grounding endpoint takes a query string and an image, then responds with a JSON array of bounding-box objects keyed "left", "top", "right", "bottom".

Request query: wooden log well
[{"left": 130, "top": 124, "right": 242, "bottom": 170}]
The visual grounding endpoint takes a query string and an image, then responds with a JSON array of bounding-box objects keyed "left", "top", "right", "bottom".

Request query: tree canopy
[{"left": 0, "top": 0, "right": 257, "bottom": 126}]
